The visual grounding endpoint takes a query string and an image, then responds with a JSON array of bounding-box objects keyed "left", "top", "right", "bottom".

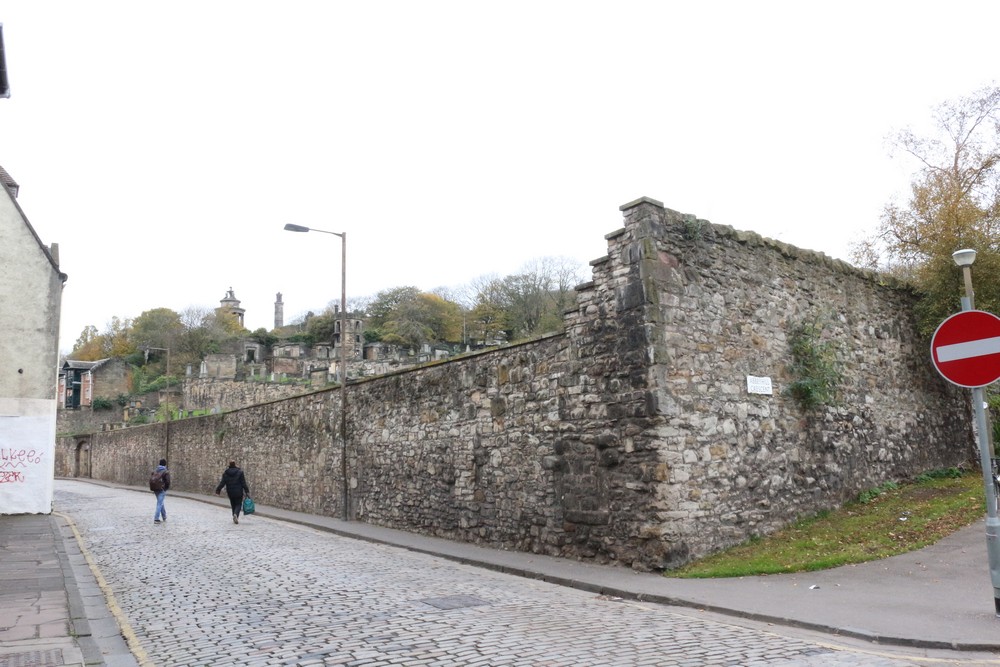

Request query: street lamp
[
  {"left": 143, "top": 346, "right": 171, "bottom": 463},
  {"left": 952, "top": 248, "right": 1000, "bottom": 616},
  {"left": 953, "top": 248, "right": 978, "bottom": 309},
  {"left": 143, "top": 346, "right": 172, "bottom": 420},
  {"left": 284, "top": 223, "right": 350, "bottom": 520}
]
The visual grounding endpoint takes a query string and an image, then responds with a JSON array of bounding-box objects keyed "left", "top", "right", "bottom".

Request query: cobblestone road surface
[{"left": 54, "top": 481, "right": 990, "bottom": 666}]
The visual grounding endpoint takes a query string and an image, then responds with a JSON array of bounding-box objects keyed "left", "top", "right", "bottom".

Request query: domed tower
[{"left": 219, "top": 287, "right": 245, "bottom": 328}]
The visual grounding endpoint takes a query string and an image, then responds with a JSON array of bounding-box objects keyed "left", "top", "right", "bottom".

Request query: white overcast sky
[{"left": 1, "top": 1, "right": 997, "bottom": 353}]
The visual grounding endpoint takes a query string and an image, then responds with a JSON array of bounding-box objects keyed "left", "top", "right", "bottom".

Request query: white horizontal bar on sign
[{"left": 936, "top": 336, "right": 1000, "bottom": 363}]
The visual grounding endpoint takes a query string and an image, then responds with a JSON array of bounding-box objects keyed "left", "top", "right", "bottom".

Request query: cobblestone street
[{"left": 54, "top": 480, "right": 980, "bottom": 667}]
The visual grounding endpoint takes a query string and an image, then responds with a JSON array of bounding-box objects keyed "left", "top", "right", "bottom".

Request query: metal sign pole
[{"left": 954, "top": 251, "right": 1000, "bottom": 616}]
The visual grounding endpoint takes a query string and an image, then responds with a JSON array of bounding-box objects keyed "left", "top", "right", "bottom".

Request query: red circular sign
[{"left": 930, "top": 310, "right": 1000, "bottom": 388}]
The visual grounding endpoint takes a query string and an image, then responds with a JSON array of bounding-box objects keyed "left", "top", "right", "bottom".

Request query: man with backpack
[{"left": 150, "top": 459, "right": 171, "bottom": 524}]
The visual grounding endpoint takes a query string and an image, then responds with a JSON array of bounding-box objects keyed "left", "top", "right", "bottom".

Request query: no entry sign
[{"left": 930, "top": 310, "right": 1000, "bottom": 388}]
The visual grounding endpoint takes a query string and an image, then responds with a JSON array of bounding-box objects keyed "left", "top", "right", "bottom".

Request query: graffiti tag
[{"left": 0, "top": 449, "right": 43, "bottom": 469}]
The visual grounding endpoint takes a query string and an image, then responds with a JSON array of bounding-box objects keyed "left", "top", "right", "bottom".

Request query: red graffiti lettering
[
  {"left": 0, "top": 449, "right": 43, "bottom": 468},
  {"left": 0, "top": 471, "right": 26, "bottom": 483}
]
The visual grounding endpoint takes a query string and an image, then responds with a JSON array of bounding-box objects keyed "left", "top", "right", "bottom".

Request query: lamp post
[
  {"left": 144, "top": 346, "right": 171, "bottom": 463},
  {"left": 952, "top": 248, "right": 1000, "bottom": 616},
  {"left": 284, "top": 223, "right": 350, "bottom": 520}
]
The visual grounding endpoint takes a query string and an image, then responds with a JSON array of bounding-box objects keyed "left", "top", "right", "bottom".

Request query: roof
[
  {"left": 60, "top": 358, "right": 113, "bottom": 374},
  {"left": 0, "top": 163, "right": 65, "bottom": 282},
  {"left": 0, "top": 164, "right": 18, "bottom": 197}
]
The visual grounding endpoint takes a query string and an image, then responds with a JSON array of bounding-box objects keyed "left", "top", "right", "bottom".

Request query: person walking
[
  {"left": 150, "top": 459, "right": 171, "bottom": 524},
  {"left": 215, "top": 460, "right": 250, "bottom": 524}
]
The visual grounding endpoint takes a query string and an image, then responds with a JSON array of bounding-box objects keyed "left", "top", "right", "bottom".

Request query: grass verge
[{"left": 667, "top": 468, "right": 986, "bottom": 578}]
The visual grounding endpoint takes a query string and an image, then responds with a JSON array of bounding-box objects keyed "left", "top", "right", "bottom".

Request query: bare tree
[{"left": 852, "top": 85, "right": 1000, "bottom": 333}]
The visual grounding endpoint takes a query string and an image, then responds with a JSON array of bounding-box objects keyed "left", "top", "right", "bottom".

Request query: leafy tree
[
  {"left": 381, "top": 316, "right": 434, "bottom": 350},
  {"left": 415, "top": 293, "right": 463, "bottom": 343},
  {"left": 500, "top": 272, "right": 550, "bottom": 337},
  {"left": 177, "top": 307, "right": 220, "bottom": 361},
  {"left": 379, "top": 295, "right": 435, "bottom": 350},
  {"left": 468, "top": 300, "right": 508, "bottom": 345},
  {"left": 250, "top": 327, "right": 278, "bottom": 347},
  {"left": 102, "top": 316, "right": 134, "bottom": 358},
  {"left": 131, "top": 308, "right": 184, "bottom": 352},
  {"left": 366, "top": 287, "right": 422, "bottom": 330},
  {"left": 70, "top": 325, "right": 104, "bottom": 361},
  {"left": 364, "top": 286, "right": 420, "bottom": 347},
  {"left": 213, "top": 306, "right": 248, "bottom": 336},
  {"left": 361, "top": 287, "right": 464, "bottom": 350},
  {"left": 853, "top": 85, "right": 1000, "bottom": 334},
  {"left": 467, "top": 257, "right": 585, "bottom": 342},
  {"left": 305, "top": 311, "right": 337, "bottom": 345}
]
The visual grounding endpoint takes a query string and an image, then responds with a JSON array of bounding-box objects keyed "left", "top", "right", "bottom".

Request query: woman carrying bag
[{"left": 215, "top": 460, "right": 251, "bottom": 524}]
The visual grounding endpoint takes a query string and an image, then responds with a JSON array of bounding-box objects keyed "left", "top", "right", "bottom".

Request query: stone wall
[
  {"left": 57, "top": 408, "right": 118, "bottom": 437},
  {"left": 58, "top": 197, "right": 972, "bottom": 570},
  {"left": 587, "top": 198, "right": 970, "bottom": 566},
  {"left": 183, "top": 377, "right": 313, "bottom": 413}
]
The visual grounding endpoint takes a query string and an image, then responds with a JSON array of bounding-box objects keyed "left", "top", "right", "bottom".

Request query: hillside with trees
[{"left": 66, "top": 256, "right": 587, "bottom": 395}]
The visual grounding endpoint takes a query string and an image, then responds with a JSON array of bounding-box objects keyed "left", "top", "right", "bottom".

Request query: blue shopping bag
[{"left": 242, "top": 496, "right": 255, "bottom": 515}]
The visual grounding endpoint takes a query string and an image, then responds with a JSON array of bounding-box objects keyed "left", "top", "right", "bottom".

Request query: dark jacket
[{"left": 215, "top": 466, "right": 249, "bottom": 498}]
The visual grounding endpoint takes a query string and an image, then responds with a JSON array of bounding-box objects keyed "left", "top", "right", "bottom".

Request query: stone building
[{"left": 57, "top": 358, "right": 132, "bottom": 410}]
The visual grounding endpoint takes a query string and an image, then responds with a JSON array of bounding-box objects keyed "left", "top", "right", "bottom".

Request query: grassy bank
[{"left": 668, "top": 469, "right": 985, "bottom": 578}]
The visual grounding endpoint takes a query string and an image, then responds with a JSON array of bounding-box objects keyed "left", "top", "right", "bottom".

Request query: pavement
[{"left": 3, "top": 479, "right": 1000, "bottom": 667}]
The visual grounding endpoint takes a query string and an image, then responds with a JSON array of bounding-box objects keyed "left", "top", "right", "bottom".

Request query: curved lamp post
[
  {"left": 143, "top": 346, "right": 171, "bottom": 463},
  {"left": 952, "top": 248, "right": 1000, "bottom": 616},
  {"left": 284, "top": 224, "right": 350, "bottom": 520}
]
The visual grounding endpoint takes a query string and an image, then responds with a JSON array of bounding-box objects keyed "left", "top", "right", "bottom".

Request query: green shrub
[
  {"left": 916, "top": 467, "right": 963, "bottom": 482},
  {"left": 858, "top": 480, "right": 899, "bottom": 504},
  {"left": 141, "top": 375, "right": 178, "bottom": 393},
  {"left": 785, "top": 319, "right": 842, "bottom": 410},
  {"left": 91, "top": 396, "right": 114, "bottom": 411},
  {"left": 682, "top": 215, "right": 705, "bottom": 240}
]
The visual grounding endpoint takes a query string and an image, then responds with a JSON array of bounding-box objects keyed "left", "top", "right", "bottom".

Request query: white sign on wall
[{"left": 746, "top": 375, "right": 773, "bottom": 395}]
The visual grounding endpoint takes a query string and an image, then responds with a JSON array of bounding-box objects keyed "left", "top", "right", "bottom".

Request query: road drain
[
  {"left": 0, "top": 649, "right": 65, "bottom": 667},
  {"left": 419, "top": 594, "right": 490, "bottom": 610}
]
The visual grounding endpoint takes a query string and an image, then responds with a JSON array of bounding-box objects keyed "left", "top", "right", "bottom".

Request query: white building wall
[{"left": 0, "top": 185, "right": 63, "bottom": 514}]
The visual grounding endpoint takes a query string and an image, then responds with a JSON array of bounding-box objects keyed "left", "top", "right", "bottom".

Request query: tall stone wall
[
  {"left": 58, "top": 198, "right": 972, "bottom": 570},
  {"left": 592, "top": 198, "right": 970, "bottom": 566}
]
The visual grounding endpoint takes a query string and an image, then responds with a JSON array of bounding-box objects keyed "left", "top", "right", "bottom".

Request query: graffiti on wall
[
  {"left": 0, "top": 448, "right": 44, "bottom": 483},
  {"left": 0, "top": 406, "right": 56, "bottom": 514}
]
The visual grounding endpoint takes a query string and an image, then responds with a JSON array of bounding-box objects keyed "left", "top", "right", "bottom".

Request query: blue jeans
[{"left": 154, "top": 491, "right": 167, "bottom": 521}]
